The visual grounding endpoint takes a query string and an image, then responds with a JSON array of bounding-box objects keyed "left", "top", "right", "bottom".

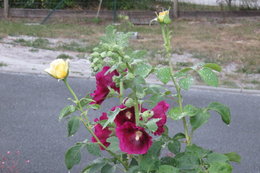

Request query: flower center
[
  {"left": 135, "top": 131, "right": 143, "bottom": 141},
  {"left": 125, "top": 111, "right": 132, "bottom": 119}
]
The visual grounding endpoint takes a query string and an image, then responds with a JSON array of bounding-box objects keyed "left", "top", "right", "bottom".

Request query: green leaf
[
  {"left": 160, "top": 157, "right": 175, "bottom": 166},
  {"left": 101, "top": 164, "right": 116, "bottom": 173},
  {"left": 168, "top": 139, "right": 181, "bottom": 154},
  {"left": 208, "top": 162, "right": 232, "bottom": 173},
  {"left": 67, "top": 116, "right": 80, "bottom": 137},
  {"left": 127, "top": 166, "right": 140, "bottom": 173},
  {"left": 86, "top": 143, "right": 101, "bottom": 156},
  {"left": 197, "top": 67, "right": 218, "bottom": 87},
  {"left": 208, "top": 102, "right": 231, "bottom": 125},
  {"left": 107, "top": 136, "right": 119, "bottom": 152},
  {"left": 173, "top": 133, "right": 186, "bottom": 140},
  {"left": 179, "top": 76, "right": 194, "bottom": 90},
  {"left": 88, "top": 104, "right": 101, "bottom": 110},
  {"left": 79, "top": 98, "right": 94, "bottom": 107},
  {"left": 224, "top": 152, "right": 241, "bottom": 163},
  {"left": 159, "top": 165, "right": 179, "bottom": 173},
  {"left": 203, "top": 63, "right": 222, "bottom": 72},
  {"left": 146, "top": 118, "right": 161, "bottom": 132},
  {"left": 174, "top": 152, "right": 200, "bottom": 170},
  {"left": 134, "top": 63, "right": 153, "bottom": 78},
  {"left": 178, "top": 67, "right": 193, "bottom": 74},
  {"left": 185, "top": 144, "right": 210, "bottom": 158},
  {"left": 156, "top": 67, "right": 171, "bottom": 84},
  {"left": 168, "top": 107, "right": 183, "bottom": 120},
  {"left": 82, "top": 159, "right": 107, "bottom": 173},
  {"left": 190, "top": 110, "right": 211, "bottom": 131},
  {"left": 65, "top": 144, "right": 81, "bottom": 170},
  {"left": 147, "top": 140, "right": 163, "bottom": 157},
  {"left": 59, "top": 105, "right": 76, "bottom": 120},
  {"left": 103, "top": 108, "right": 121, "bottom": 129},
  {"left": 207, "top": 153, "right": 229, "bottom": 163},
  {"left": 183, "top": 105, "right": 200, "bottom": 117}
]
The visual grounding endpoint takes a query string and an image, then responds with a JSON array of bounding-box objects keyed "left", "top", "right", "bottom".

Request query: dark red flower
[
  {"left": 113, "top": 104, "right": 136, "bottom": 127},
  {"left": 90, "top": 66, "right": 119, "bottom": 105},
  {"left": 91, "top": 113, "right": 112, "bottom": 150},
  {"left": 116, "top": 122, "right": 153, "bottom": 154},
  {"left": 150, "top": 101, "right": 169, "bottom": 136}
]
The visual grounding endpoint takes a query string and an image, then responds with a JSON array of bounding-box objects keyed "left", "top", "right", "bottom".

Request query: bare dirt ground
[{"left": 0, "top": 35, "right": 259, "bottom": 90}]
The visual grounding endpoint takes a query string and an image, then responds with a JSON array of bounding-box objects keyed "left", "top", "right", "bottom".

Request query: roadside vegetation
[{"left": 0, "top": 17, "right": 259, "bottom": 89}]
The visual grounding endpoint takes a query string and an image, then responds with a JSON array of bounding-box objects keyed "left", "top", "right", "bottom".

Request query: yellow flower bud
[
  {"left": 157, "top": 10, "right": 171, "bottom": 24},
  {"left": 45, "top": 59, "right": 69, "bottom": 79}
]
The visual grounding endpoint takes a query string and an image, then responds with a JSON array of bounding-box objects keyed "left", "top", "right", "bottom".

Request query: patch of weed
[
  {"left": 57, "top": 54, "right": 73, "bottom": 60},
  {"left": 0, "top": 62, "right": 7, "bottom": 67}
]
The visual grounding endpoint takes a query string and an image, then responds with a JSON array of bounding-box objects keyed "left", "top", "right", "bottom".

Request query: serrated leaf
[
  {"left": 156, "top": 67, "right": 171, "bottom": 84},
  {"left": 203, "top": 63, "right": 222, "bottom": 72},
  {"left": 101, "top": 164, "right": 116, "bottom": 173},
  {"left": 190, "top": 110, "right": 211, "bottom": 131},
  {"left": 159, "top": 165, "right": 179, "bottom": 173},
  {"left": 59, "top": 105, "right": 76, "bottom": 120},
  {"left": 173, "top": 133, "right": 186, "bottom": 140},
  {"left": 224, "top": 152, "right": 241, "bottom": 163},
  {"left": 86, "top": 143, "right": 101, "bottom": 156},
  {"left": 197, "top": 67, "right": 218, "bottom": 87},
  {"left": 207, "top": 153, "right": 229, "bottom": 163},
  {"left": 208, "top": 102, "right": 231, "bottom": 125},
  {"left": 65, "top": 144, "right": 81, "bottom": 170},
  {"left": 134, "top": 63, "right": 153, "bottom": 78},
  {"left": 168, "top": 139, "right": 181, "bottom": 154},
  {"left": 103, "top": 108, "right": 121, "bottom": 129},
  {"left": 168, "top": 107, "right": 185, "bottom": 120},
  {"left": 146, "top": 118, "right": 161, "bottom": 132},
  {"left": 68, "top": 116, "right": 80, "bottom": 137},
  {"left": 107, "top": 136, "right": 119, "bottom": 152},
  {"left": 184, "top": 105, "right": 200, "bottom": 117},
  {"left": 208, "top": 162, "right": 232, "bottom": 173},
  {"left": 179, "top": 76, "right": 194, "bottom": 90}
]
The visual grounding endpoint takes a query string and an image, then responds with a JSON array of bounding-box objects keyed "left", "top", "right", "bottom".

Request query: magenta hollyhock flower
[
  {"left": 92, "top": 113, "right": 112, "bottom": 150},
  {"left": 150, "top": 101, "right": 169, "bottom": 136},
  {"left": 116, "top": 122, "right": 153, "bottom": 154},
  {"left": 90, "top": 66, "right": 119, "bottom": 105},
  {"left": 113, "top": 104, "right": 136, "bottom": 127}
]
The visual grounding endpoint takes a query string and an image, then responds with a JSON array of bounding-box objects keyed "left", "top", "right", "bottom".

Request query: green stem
[
  {"left": 119, "top": 80, "right": 124, "bottom": 103},
  {"left": 160, "top": 24, "right": 191, "bottom": 145},
  {"left": 134, "top": 98, "right": 140, "bottom": 126},
  {"left": 63, "top": 79, "right": 129, "bottom": 170}
]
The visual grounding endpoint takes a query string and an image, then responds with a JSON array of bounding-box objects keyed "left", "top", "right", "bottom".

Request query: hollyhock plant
[
  {"left": 90, "top": 66, "right": 119, "bottom": 105},
  {"left": 116, "top": 122, "right": 152, "bottom": 155},
  {"left": 91, "top": 113, "right": 112, "bottom": 150},
  {"left": 47, "top": 22, "right": 240, "bottom": 173}
]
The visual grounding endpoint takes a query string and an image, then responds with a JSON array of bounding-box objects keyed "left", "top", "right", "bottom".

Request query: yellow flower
[
  {"left": 45, "top": 59, "right": 69, "bottom": 79},
  {"left": 157, "top": 10, "right": 171, "bottom": 24}
]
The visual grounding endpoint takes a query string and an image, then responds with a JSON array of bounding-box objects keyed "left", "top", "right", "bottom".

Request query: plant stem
[
  {"left": 63, "top": 79, "right": 129, "bottom": 170},
  {"left": 160, "top": 24, "right": 191, "bottom": 145},
  {"left": 119, "top": 80, "right": 124, "bottom": 103},
  {"left": 134, "top": 97, "right": 140, "bottom": 126}
]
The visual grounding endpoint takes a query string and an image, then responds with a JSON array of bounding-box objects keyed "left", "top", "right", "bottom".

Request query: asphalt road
[{"left": 0, "top": 72, "right": 259, "bottom": 173}]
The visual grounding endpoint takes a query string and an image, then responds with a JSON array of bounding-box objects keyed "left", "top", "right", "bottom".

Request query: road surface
[{"left": 0, "top": 72, "right": 259, "bottom": 173}]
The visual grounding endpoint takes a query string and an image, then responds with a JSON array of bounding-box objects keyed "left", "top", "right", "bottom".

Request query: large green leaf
[
  {"left": 156, "top": 67, "right": 171, "bottom": 84},
  {"left": 59, "top": 105, "right": 76, "bottom": 120},
  {"left": 101, "top": 164, "right": 116, "bottom": 173},
  {"left": 224, "top": 152, "right": 241, "bottom": 163},
  {"left": 67, "top": 116, "right": 80, "bottom": 137},
  {"left": 183, "top": 105, "right": 200, "bottom": 117},
  {"left": 159, "top": 165, "right": 179, "bottom": 173},
  {"left": 107, "top": 136, "right": 119, "bottom": 152},
  {"left": 208, "top": 162, "right": 232, "bottom": 173},
  {"left": 203, "top": 63, "right": 222, "bottom": 72},
  {"left": 207, "top": 153, "right": 229, "bottom": 163},
  {"left": 82, "top": 159, "right": 107, "bottom": 173},
  {"left": 146, "top": 118, "right": 161, "bottom": 132},
  {"left": 168, "top": 139, "right": 181, "bottom": 154},
  {"left": 174, "top": 152, "right": 200, "bottom": 170},
  {"left": 185, "top": 144, "right": 211, "bottom": 158},
  {"left": 134, "top": 63, "right": 153, "bottom": 78},
  {"left": 168, "top": 107, "right": 184, "bottom": 120},
  {"left": 190, "top": 110, "right": 211, "bottom": 131},
  {"left": 197, "top": 67, "right": 218, "bottom": 87},
  {"left": 86, "top": 143, "right": 101, "bottom": 156},
  {"left": 103, "top": 108, "right": 121, "bottom": 129},
  {"left": 65, "top": 144, "right": 81, "bottom": 170},
  {"left": 179, "top": 76, "right": 194, "bottom": 90},
  {"left": 208, "top": 102, "right": 231, "bottom": 124}
]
